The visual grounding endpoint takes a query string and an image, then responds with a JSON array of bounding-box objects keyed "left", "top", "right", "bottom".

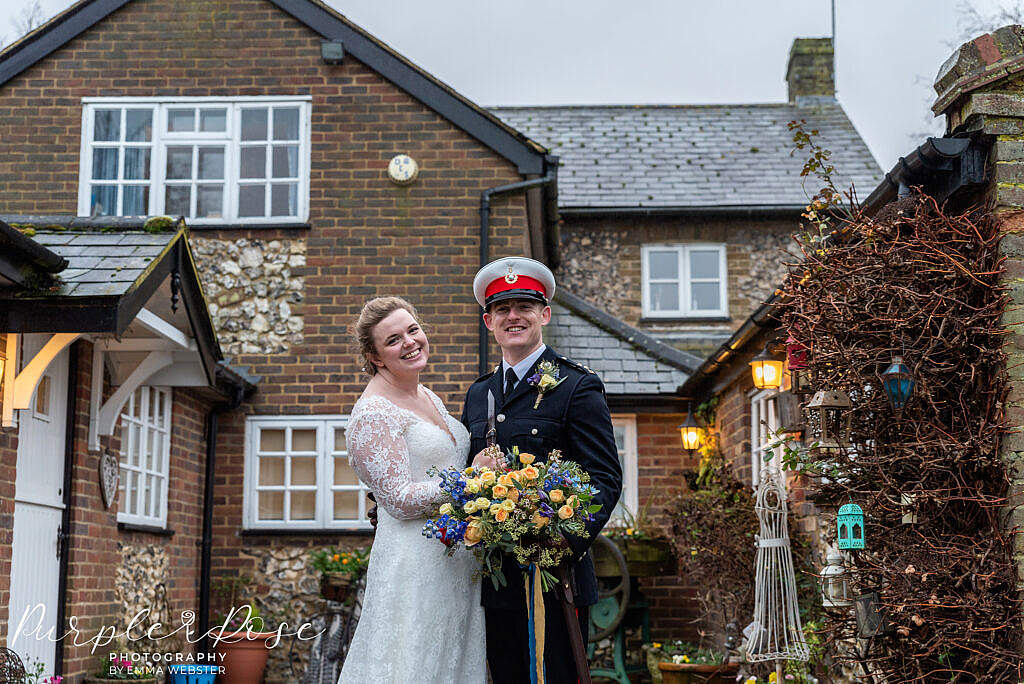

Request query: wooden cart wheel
[{"left": 588, "top": 534, "right": 630, "bottom": 642}]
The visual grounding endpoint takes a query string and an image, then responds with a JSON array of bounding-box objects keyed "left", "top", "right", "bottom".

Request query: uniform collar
[{"left": 502, "top": 344, "right": 547, "bottom": 384}]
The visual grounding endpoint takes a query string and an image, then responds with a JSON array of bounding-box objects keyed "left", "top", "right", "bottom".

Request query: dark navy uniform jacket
[{"left": 460, "top": 345, "right": 622, "bottom": 610}]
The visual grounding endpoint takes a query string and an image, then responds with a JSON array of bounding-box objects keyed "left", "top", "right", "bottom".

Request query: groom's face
[{"left": 483, "top": 298, "right": 551, "bottom": 361}]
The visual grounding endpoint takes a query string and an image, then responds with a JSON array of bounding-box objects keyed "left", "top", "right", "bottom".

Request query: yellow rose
[
  {"left": 492, "top": 484, "right": 508, "bottom": 499},
  {"left": 464, "top": 501, "right": 478, "bottom": 514},
  {"left": 522, "top": 465, "right": 539, "bottom": 480},
  {"left": 464, "top": 467, "right": 475, "bottom": 476},
  {"left": 489, "top": 503, "right": 503, "bottom": 516},
  {"left": 506, "top": 488, "right": 520, "bottom": 504},
  {"left": 475, "top": 497, "right": 491, "bottom": 509},
  {"left": 509, "top": 471, "right": 523, "bottom": 483},
  {"left": 464, "top": 519, "right": 484, "bottom": 546},
  {"left": 548, "top": 489, "right": 565, "bottom": 504},
  {"left": 439, "top": 503, "right": 454, "bottom": 515},
  {"left": 466, "top": 481, "right": 481, "bottom": 494},
  {"left": 531, "top": 510, "right": 551, "bottom": 528},
  {"left": 332, "top": 554, "right": 340, "bottom": 562},
  {"left": 518, "top": 452, "right": 536, "bottom": 465},
  {"left": 567, "top": 495, "right": 578, "bottom": 508},
  {"left": 494, "top": 508, "right": 509, "bottom": 522},
  {"left": 558, "top": 505, "right": 574, "bottom": 520},
  {"left": 501, "top": 499, "right": 515, "bottom": 512},
  {"left": 538, "top": 375, "right": 557, "bottom": 390},
  {"left": 480, "top": 471, "right": 497, "bottom": 485}
]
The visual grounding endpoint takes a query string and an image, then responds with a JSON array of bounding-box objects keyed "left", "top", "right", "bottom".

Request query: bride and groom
[{"left": 340, "top": 257, "right": 622, "bottom": 683}]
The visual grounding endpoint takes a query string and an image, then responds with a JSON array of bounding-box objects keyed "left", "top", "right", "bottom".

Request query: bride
[{"left": 339, "top": 297, "right": 486, "bottom": 683}]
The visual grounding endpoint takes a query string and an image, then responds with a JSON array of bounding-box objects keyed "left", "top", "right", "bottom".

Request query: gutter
[
  {"left": 559, "top": 204, "right": 806, "bottom": 219},
  {"left": 477, "top": 157, "right": 559, "bottom": 375}
]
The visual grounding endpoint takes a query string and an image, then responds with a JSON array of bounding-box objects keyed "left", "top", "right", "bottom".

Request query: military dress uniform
[{"left": 463, "top": 257, "right": 622, "bottom": 684}]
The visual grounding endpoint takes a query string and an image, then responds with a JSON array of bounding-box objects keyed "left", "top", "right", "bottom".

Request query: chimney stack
[{"left": 786, "top": 38, "right": 835, "bottom": 103}]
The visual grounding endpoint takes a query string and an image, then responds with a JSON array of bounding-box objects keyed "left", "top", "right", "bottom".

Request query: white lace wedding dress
[{"left": 339, "top": 388, "right": 486, "bottom": 684}]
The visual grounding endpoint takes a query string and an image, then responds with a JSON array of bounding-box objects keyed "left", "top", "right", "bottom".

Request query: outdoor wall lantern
[
  {"left": 805, "top": 389, "right": 852, "bottom": 451},
  {"left": 785, "top": 335, "right": 813, "bottom": 396},
  {"left": 837, "top": 502, "right": 866, "bottom": 550},
  {"left": 880, "top": 355, "right": 915, "bottom": 412},
  {"left": 679, "top": 403, "right": 704, "bottom": 456},
  {"left": 820, "top": 546, "right": 852, "bottom": 608},
  {"left": 750, "top": 347, "right": 785, "bottom": 391}
]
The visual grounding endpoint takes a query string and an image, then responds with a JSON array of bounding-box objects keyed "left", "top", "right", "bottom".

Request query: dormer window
[{"left": 641, "top": 243, "right": 728, "bottom": 318}]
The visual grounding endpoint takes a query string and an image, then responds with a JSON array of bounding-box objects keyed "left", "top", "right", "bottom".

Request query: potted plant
[
  {"left": 309, "top": 545, "right": 370, "bottom": 602},
  {"left": 23, "top": 657, "right": 65, "bottom": 684},
  {"left": 645, "top": 641, "right": 738, "bottom": 684},
  {"left": 598, "top": 498, "right": 675, "bottom": 577},
  {"left": 209, "top": 576, "right": 280, "bottom": 684}
]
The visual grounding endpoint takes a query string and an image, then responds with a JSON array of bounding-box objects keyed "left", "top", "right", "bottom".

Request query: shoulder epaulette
[{"left": 558, "top": 355, "right": 596, "bottom": 375}]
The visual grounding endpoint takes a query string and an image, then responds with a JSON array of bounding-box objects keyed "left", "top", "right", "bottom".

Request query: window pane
[
  {"left": 166, "top": 146, "right": 193, "bottom": 180},
  {"left": 613, "top": 424, "right": 626, "bottom": 451},
  {"left": 34, "top": 376, "right": 50, "bottom": 416},
  {"left": 200, "top": 108, "right": 227, "bottom": 132},
  {"left": 292, "top": 429, "right": 316, "bottom": 452},
  {"left": 291, "top": 457, "right": 316, "bottom": 486},
  {"left": 92, "top": 148, "right": 119, "bottom": 180},
  {"left": 241, "top": 109, "right": 268, "bottom": 141},
  {"left": 690, "top": 250, "right": 720, "bottom": 279},
  {"left": 334, "top": 457, "right": 359, "bottom": 485},
  {"left": 197, "top": 184, "right": 223, "bottom": 218},
  {"left": 648, "top": 251, "right": 678, "bottom": 280},
  {"left": 272, "top": 145, "right": 298, "bottom": 178},
  {"left": 271, "top": 183, "right": 298, "bottom": 217},
  {"left": 123, "top": 186, "right": 149, "bottom": 215},
  {"left": 143, "top": 477, "right": 152, "bottom": 516},
  {"left": 126, "top": 110, "right": 152, "bottom": 142},
  {"left": 127, "top": 472, "right": 138, "bottom": 515},
  {"left": 291, "top": 492, "right": 316, "bottom": 520},
  {"left": 333, "top": 491, "right": 359, "bottom": 520},
  {"left": 155, "top": 391, "right": 167, "bottom": 428},
  {"left": 165, "top": 186, "right": 190, "bottom": 215},
  {"left": 259, "top": 457, "right": 285, "bottom": 485},
  {"left": 94, "top": 109, "right": 120, "bottom": 141},
  {"left": 240, "top": 147, "right": 266, "bottom": 179},
  {"left": 273, "top": 108, "right": 299, "bottom": 140},
  {"left": 258, "top": 491, "right": 284, "bottom": 520},
  {"left": 650, "top": 283, "right": 679, "bottom": 311},
  {"left": 260, "top": 429, "right": 285, "bottom": 452},
  {"left": 90, "top": 185, "right": 117, "bottom": 216},
  {"left": 238, "top": 185, "right": 265, "bottom": 217},
  {"left": 692, "top": 282, "right": 720, "bottom": 311},
  {"left": 124, "top": 148, "right": 150, "bottom": 180},
  {"left": 167, "top": 108, "right": 195, "bottom": 132},
  {"left": 128, "top": 422, "right": 140, "bottom": 466},
  {"left": 198, "top": 147, "right": 224, "bottom": 179},
  {"left": 151, "top": 432, "right": 163, "bottom": 474},
  {"left": 333, "top": 430, "right": 346, "bottom": 453}
]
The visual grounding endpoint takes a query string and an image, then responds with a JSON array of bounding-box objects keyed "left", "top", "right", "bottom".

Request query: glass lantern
[
  {"left": 881, "top": 355, "right": 915, "bottom": 411},
  {"left": 750, "top": 348, "right": 785, "bottom": 391},
  {"left": 806, "top": 389, "right": 852, "bottom": 451},
  {"left": 837, "top": 502, "right": 865, "bottom": 550},
  {"left": 820, "top": 547, "right": 852, "bottom": 608},
  {"left": 679, "top": 404, "right": 703, "bottom": 456}
]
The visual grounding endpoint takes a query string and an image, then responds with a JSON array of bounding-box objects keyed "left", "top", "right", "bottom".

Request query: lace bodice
[{"left": 345, "top": 387, "right": 469, "bottom": 520}]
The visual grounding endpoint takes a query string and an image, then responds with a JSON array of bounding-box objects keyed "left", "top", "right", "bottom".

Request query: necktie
[{"left": 504, "top": 367, "right": 518, "bottom": 401}]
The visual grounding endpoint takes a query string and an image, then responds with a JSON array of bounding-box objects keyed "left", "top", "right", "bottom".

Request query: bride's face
[{"left": 369, "top": 308, "right": 430, "bottom": 376}]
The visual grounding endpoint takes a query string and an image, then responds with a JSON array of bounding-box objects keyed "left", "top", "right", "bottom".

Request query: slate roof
[
  {"left": 546, "top": 290, "right": 701, "bottom": 395},
  {"left": 491, "top": 99, "right": 882, "bottom": 210},
  {"left": 28, "top": 231, "right": 176, "bottom": 298}
]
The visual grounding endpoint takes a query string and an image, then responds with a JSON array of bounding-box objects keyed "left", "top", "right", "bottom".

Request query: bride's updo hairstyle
[{"left": 354, "top": 296, "right": 421, "bottom": 376}]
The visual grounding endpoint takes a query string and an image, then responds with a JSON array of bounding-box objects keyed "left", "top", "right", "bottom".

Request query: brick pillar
[{"left": 933, "top": 24, "right": 1024, "bottom": 595}]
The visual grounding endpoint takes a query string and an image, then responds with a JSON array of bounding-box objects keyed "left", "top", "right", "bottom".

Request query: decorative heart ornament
[{"left": 99, "top": 451, "right": 120, "bottom": 508}]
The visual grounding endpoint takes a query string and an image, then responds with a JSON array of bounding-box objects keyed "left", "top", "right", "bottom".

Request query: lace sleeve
[{"left": 345, "top": 399, "right": 444, "bottom": 520}]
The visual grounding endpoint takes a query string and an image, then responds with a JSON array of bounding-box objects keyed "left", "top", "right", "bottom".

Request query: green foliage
[
  {"left": 309, "top": 546, "right": 370, "bottom": 579},
  {"left": 142, "top": 215, "right": 177, "bottom": 233}
]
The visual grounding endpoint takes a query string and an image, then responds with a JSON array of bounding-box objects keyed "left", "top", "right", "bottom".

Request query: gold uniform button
[{"left": 497, "top": 414, "right": 506, "bottom": 422}]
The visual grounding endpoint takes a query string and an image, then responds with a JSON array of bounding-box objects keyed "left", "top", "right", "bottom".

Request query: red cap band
[{"left": 484, "top": 274, "right": 547, "bottom": 300}]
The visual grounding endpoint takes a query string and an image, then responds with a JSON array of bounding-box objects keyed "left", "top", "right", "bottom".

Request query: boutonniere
[{"left": 526, "top": 360, "right": 567, "bottom": 409}]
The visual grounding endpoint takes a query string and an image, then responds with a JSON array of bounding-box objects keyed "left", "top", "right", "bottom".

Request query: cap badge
[{"left": 504, "top": 266, "right": 519, "bottom": 284}]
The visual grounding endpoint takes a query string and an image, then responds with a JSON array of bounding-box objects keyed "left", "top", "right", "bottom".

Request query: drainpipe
[
  {"left": 478, "top": 167, "right": 557, "bottom": 375},
  {"left": 197, "top": 385, "right": 245, "bottom": 654},
  {"left": 54, "top": 340, "right": 79, "bottom": 677}
]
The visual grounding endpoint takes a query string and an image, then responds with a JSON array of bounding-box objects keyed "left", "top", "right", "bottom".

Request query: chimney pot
[{"left": 786, "top": 37, "right": 835, "bottom": 103}]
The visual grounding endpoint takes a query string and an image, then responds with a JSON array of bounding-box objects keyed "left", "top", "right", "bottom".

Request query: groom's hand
[
  {"left": 471, "top": 449, "right": 499, "bottom": 470},
  {"left": 367, "top": 492, "right": 378, "bottom": 529}
]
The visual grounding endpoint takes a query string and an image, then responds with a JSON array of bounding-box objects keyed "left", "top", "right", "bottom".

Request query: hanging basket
[{"left": 320, "top": 572, "right": 354, "bottom": 602}]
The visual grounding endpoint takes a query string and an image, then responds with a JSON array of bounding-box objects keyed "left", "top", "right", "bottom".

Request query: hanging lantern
[
  {"left": 750, "top": 347, "right": 785, "bottom": 391},
  {"left": 785, "top": 335, "right": 813, "bottom": 396},
  {"left": 854, "top": 592, "right": 889, "bottom": 638},
  {"left": 837, "top": 502, "right": 865, "bottom": 550},
  {"left": 819, "top": 547, "right": 852, "bottom": 608},
  {"left": 880, "top": 355, "right": 915, "bottom": 411},
  {"left": 776, "top": 391, "right": 804, "bottom": 434},
  {"left": 805, "top": 389, "right": 852, "bottom": 451},
  {"left": 678, "top": 404, "right": 704, "bottom": 456}
]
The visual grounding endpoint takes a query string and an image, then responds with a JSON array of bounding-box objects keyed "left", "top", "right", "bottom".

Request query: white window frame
[
  {"left": 611, "top": 414, "right": 639, "bottom": 519},
  {"left": 750, "top": 389, "right": 781, "bottom": 488},
  {"left": 243, "top": 415, "right": 372, "bottom": 531},
  {"left": 118, "top": 386, "right": 172, "bottom": 528},
  {"left": 641, "top": 243, "right": 728, "bottom": 318},
  {"left": 78, "top": 96, "right": 312, "bottom": 224}
]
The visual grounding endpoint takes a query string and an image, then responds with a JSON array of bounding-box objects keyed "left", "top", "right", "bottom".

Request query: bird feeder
[
  {"left": 837, "top": 502, "right": 865, "bottom": 550},
  {"left": 820, "top": 547, "right": 852, "bottom": 608},
  {"left": 785, "top": 335, "right": 813, "bottom": 396},
  {"left": 750, "top": 347, "right": 785, "bottom": 391},
  {"left": 678, "top": 404, "right": 703, "bottom": 456},
  {"left": 805, "top": 389, "right": 852, "bottom": 451},
  {"left": 880, "top": 355, "right": 915, "bottom": 412}
]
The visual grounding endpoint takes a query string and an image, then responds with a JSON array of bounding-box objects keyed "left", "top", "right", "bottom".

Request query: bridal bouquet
[{"left": 422, "top": 446, "right": 601, "bottom": 590}]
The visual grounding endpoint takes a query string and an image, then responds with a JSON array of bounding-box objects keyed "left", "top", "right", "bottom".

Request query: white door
[{"left": 9, "top": 334, "right": 67, "bottom": 675}]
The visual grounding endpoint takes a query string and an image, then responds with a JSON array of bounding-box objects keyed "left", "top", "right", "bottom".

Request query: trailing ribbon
[{"left": 525, "top": 563, "right": 546, "bottom": 684}]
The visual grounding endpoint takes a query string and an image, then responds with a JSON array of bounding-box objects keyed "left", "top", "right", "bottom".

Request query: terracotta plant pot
[
  {"left": 84, "top": 675, "right": 165, "bottom": 684},
  {"left": 658, "top": 661, "right": 740, "bottom": 684},
  {"left": 212, "top": 630, "right": 278, "bottom": 684},
  {"left": 320, "top": 571, "right": 354, "bottom": 602}
]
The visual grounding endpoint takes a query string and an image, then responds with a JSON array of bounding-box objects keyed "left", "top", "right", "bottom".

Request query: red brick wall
[{"left": 0, "top": 424, "right": 17, "bottom": 644}]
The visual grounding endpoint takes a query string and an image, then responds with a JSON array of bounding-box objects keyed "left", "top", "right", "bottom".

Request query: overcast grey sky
[{"left": 0, "top": 0, "right": 1008, "bottom": 171}]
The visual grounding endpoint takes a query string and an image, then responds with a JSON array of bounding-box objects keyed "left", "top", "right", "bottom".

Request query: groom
[{"left": 462, "top": 256, "right": 622, "bottom": 684}]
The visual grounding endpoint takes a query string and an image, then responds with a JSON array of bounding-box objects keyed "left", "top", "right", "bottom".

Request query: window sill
[
  {"left": 239, "top": 527, "right": 374, "bottom": 537},
  {"left": 118, "top": 521, "right": 174, "bottom": 537},
  {"left": 184, "top": 221, "right": 311, "bottom": 231},
  {"left": 639, "top": 316, "right": 732, "bottom": 324}
]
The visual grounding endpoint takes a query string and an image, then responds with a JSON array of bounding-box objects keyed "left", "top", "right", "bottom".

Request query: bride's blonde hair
[{"left": 353, "top": 296, "right": 421, "bottom": 376}]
